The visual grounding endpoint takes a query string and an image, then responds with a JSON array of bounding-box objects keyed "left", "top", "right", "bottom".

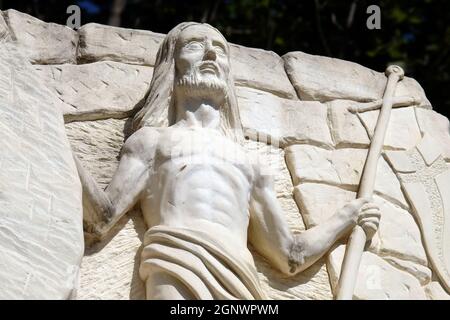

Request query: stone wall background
[
  {"left": 0, "top": 13, "right": 83, "bottom": 299},
  {"left": 2, "top": 9, "right": 450, "bottom": 299}
]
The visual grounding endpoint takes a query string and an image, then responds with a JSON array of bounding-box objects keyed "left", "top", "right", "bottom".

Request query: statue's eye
[
  {"left": 214, "top": 46, "right": 226, "bottom": 56},
  {"left": 185, "top": 41, "right": 203, "bottom": 50}
]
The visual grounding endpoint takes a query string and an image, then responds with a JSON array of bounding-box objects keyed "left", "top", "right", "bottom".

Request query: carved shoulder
[{"left": 121, "top": 126, "right": 161, "bottom": 162}]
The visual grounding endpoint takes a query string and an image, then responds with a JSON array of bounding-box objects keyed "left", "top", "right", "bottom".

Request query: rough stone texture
[
  {"left": 0, "top": 43, "right": 83, "bottom": 299},
  {"left": 65, "top": 118, "right": 129, "bottom": 189},
  {"left": 230, "top": 44, "right": 297, "bottom": 99},
  {"left": 295, "top": 183, "right": 430, "bottom": 297},
  {"left": 295, "top": 184, "right": 419, "bottom": 262},
  {"left": 78, "top": 209, "right": 146, "bottom": 299},
  {"left": 283, "top": 51, "right": 383, "bottom": 102},
  {"left": 370, "top": 197, "right": 427, "bottom": 266},
  {"left": 415, "top": 108, "right": 450, "bottom": 161},
  {"left": 358, "top": 107, "right": 422, "bottom": 151},
  {"left": 1, "top": 9, "right": 77, "bottom": 64},
  {"left": 283, "top": 51, "right": 431, "bottom": 108},
  {"left": 34, "top": 62, "right": 153, "bottom": 122},
  {"left": 328, "top": 245, "right": 427, "bottom": 300},
  {"left": 294, "top": 183, "right": 355, "bottom": 228},
  {"left": 0, "top": 11, "right": 10, "bottom": 42},
  {"left": 425, "top": 281, "right": 450, "bottom": 300},
  {"left": 383, "top": 257, "right": 431, "bottom": 285},
  {"left": 254, "top": 254, "right": 332, "bottom": 300},
  {"left": 328, "top": 100, "right": 371, "bottom": 148},
  {"left": 385, "top": 140, "right": 450, "bottom": 293},
  {"left": 237, "top": 87, "right": 333, "bottom": 148},
  {"left": 396, "top": 77, "right": 432, "bottom": 107},
  {"left": 77, "top": 23, "right": 164, "bottom": 66},
  {"left": 286, "top": 145, "right": 408, "bottom": 208}
]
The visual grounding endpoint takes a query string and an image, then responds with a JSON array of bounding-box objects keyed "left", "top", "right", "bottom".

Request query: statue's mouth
[{"left": 199, "top": 62, "right": 219, "bottom": 75}]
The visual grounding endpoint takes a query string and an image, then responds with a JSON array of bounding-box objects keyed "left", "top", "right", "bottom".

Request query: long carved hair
[{"left": 132, "top": 22, "right": 244, "bottom": 143}]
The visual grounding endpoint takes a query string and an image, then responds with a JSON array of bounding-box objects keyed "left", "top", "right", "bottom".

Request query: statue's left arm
[
  {"left": 75, "top": 127, "right": 158, "bottom": 239},
  {"left": 248, "top": 167, "right": 380, "bottom": 276}
]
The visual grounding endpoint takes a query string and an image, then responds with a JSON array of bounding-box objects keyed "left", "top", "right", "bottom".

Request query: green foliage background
[{"left": 3, "top": 0, "right": 449, "bottom": 117}]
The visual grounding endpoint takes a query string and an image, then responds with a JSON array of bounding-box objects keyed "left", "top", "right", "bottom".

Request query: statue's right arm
[
  {"left": 248, "top": 164, "right": 380, "bottom": 276},
  {"left": 75, "top": 127, "right": 159, "bottom": 239}
]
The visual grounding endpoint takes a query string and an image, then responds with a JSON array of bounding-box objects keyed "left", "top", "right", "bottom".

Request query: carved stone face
[{"left": 174, "top": 25, "right": 230, "bottom": 98}]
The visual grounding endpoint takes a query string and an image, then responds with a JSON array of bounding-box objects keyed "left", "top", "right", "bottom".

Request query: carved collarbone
[{"left": 153, "top": 127, "right": 253, "bottom": 173}]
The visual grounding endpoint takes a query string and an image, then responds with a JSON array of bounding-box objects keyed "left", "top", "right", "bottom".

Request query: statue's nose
[{"left": 203, "top": 42, "right": 217, "bottom": 61}]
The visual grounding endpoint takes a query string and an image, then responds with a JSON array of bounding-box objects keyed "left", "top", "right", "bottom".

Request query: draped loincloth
[{"left": 139, "top": 225, "right": 267, "bottom": 300}]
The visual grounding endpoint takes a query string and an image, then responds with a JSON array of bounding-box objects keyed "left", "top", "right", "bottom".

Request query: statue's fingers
[
  {"left": 359, "top": 217, "right": 380, "bottom": 229},
  {"left": 361, "top": 221, "right": 379, "bottom": 238},
  {"left": 360, "top": 203, "right": 379, "bottom": 211},
  {"left": 359, "top": 208, "right": 381, "bottom": 219}
]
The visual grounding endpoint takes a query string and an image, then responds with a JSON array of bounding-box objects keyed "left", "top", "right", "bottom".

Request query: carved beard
[{"left": 176, "top": 67, "right": 228, "bottom": 101}]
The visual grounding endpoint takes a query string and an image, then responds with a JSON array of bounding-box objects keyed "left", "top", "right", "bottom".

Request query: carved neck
[{"left": 174, "top": 93, "right": 223, "bottom": 130}]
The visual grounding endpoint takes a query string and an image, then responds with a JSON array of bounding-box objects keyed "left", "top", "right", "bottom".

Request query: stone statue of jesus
[{"left": 77, "top": 22, "right": 380, "bottom": 300}]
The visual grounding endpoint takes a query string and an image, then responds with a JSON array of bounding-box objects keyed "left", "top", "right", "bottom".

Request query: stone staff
[{"left": 336, "top": 65, "right": 405, "bottom": 300}]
